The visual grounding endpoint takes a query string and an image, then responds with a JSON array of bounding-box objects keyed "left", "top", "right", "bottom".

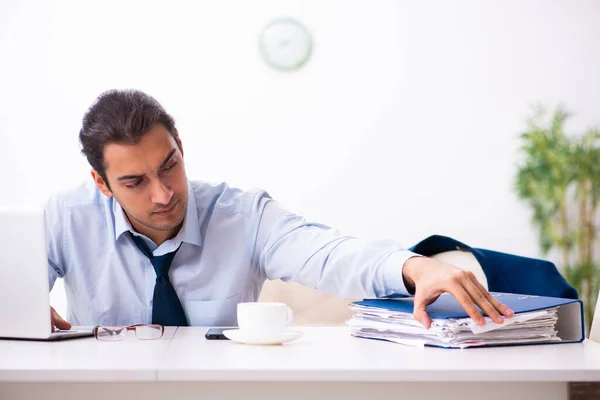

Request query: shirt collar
[
  {"left": 113, "top": 181, "right": 202, "bottom": 247},
  {"left": 177, "top": 182, "right": 202, "bottom": 247}
]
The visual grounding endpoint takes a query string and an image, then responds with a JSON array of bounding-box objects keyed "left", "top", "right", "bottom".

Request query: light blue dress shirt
[{"left": 46, "top": 180, "right": 418, "bottom": 326}]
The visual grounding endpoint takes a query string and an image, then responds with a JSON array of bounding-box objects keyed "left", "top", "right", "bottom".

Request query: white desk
[
  {"left": 0, "top": 327, "right": 178, "bottom": 382},
  {"left": 1, "top": 326, "right": 600, "bottom": 400}
]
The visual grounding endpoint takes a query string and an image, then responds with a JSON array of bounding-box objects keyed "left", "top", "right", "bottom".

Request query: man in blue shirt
[{"left": 48, "top": 89, "right": 513, "bottom": 330}]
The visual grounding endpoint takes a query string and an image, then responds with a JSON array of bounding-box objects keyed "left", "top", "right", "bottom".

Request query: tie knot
[
  {"left": 151, "top": 252, "right": 177, "bottom": 278},
  {"left": 156, "top": 275, "right": 169, "bottom": 285},
  {"left": 128, "top": 232, "right": 181, "bottom": 279}
]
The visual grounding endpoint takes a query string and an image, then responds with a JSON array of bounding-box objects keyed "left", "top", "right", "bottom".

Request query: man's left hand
[{"left": 402, "top": 256, "right": 514, "bottom": 329}]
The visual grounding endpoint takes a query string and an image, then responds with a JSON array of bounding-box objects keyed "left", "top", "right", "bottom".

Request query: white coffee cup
[{"left": 237, "top": 302, "right": 293, "bottom": 336}]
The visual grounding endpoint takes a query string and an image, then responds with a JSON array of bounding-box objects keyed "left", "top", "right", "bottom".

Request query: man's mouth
[{"left": 153, "top": 200, "right": 178, "bottom": 215}]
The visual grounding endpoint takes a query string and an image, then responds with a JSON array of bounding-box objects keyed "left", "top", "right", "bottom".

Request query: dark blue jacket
[{"left": 409, "top": 235, "right": 578, "bottom": 299}]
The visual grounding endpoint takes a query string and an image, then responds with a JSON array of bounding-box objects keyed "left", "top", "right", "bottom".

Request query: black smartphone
[{"left": 204, "top": 327, "right": 232, "bottom": 340}]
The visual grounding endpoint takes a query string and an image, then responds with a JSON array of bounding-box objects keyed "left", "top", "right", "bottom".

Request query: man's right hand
[{"left": 50, "top": 306, "right": 72, "bottom": 331}]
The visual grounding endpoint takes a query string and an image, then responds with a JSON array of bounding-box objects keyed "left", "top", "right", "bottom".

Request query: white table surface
[
  {"left": 0, "top": 326, "right": 599, "bottom": 383},
  {"left": 0, "top": 327, "right": 177, "bottom": 382},
  {"left": 2, "top": 326, "right": 600, "bottom": 400},
  {"left": 160, "top": 326, "right": 600, "bottom": 382}
]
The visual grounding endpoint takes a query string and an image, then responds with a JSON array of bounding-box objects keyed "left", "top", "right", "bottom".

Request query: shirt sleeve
[
  {"left": 44, "top": 195, "right": 67, "bottom": 291},
  {"left": 250, "top": 192, "right": 422, "bottom": 299}
]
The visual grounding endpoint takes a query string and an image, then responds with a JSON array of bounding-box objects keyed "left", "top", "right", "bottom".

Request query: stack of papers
[{"left": 347, "top": 293, "right": 563, "bottom": 349}]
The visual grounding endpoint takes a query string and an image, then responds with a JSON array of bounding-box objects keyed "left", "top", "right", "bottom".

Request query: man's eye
[
  {"left": 126, "top": 179, "right": 143, "bottom": 188},
  {"left": 163, "top": 161, "right": 177, "bottom": 171}
]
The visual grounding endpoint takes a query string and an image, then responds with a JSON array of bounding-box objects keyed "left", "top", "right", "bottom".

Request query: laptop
[{"left": 0, "top": 207, "right": 93, "bottom": 340}]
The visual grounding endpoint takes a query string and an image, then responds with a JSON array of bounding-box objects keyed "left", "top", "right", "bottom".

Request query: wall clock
[{"left": 259, "top": 18, "right": 313, "bottom": 71}]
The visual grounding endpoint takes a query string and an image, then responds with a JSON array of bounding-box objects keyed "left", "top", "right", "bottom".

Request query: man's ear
[
  {"left": 91, "top": 169, "right": 113, "bottom": 197},
  {"left": 174, "top": 129, "right": 184, "bottom": 158}
]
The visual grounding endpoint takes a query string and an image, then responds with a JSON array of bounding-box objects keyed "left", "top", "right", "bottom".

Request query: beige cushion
[
  {"left": 258, "top": 250, "right": 486, "bottom": 325},
  {"left": 258, "top": 281, "right": 357, "bottom": 325}
]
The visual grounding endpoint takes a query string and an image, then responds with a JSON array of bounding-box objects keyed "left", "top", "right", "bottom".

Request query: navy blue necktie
[{"left": 129, "top": 233, "right": 189, "bottom": 326}]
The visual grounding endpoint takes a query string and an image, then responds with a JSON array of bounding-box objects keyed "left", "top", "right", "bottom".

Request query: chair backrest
[{"left": 589, "top": 290, "right": 600, "bottom": 342}]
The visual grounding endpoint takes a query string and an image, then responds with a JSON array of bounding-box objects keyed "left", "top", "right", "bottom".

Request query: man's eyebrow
[
  {"left": 117, "top": 173, "right": 145, "bottom": 182},
  {"left": 116, "top": 149, "right": 177, "bottom": 182}
]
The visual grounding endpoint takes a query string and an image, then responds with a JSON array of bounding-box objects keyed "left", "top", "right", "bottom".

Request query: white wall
[{"left": 1, "top": 0, "right": 599, "bottom": 317}]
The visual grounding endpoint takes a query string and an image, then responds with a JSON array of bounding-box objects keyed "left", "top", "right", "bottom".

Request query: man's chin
[
  {"left": 147, "top": 215, "right": 185, "bottom": 231},
  {"left": 148, "top": 210, "right": 186, "bottom": 232}
]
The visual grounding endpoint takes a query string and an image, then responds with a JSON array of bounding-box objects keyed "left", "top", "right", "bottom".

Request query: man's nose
[{"left": 150, "top": 180, "right": 173, "bottom": 205}]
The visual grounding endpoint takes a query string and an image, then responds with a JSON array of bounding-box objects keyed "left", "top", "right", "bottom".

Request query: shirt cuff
[{"left": 382, "top": 250, "right": 423, "bottom": 297}]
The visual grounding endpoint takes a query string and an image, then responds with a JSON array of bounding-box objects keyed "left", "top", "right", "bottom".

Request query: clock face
[{"left": 259, "top": 18, "right": 312, "bottom": 71}]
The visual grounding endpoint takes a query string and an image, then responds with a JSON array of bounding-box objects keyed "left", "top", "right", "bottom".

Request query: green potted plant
[{"left": 515, "top": 105, "right": 600, "bottom": 334}]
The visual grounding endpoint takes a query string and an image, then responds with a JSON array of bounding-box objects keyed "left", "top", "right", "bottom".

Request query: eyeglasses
[{"left": 93, "top": 324, "right": 165, "bottom": 341}]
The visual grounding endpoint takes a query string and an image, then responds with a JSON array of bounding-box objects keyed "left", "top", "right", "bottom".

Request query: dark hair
[{"left": 79, "top": 89, "right": 180, "bottom": 186}]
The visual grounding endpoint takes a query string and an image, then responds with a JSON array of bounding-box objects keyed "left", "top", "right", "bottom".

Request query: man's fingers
[
  {"left": 461, "top": 272, "right": 504, "bottom": 324},
  {"left": 447, "top": 281, "right": 485, "bottom": 326},
  {"left": 468, "top": 274, "right": 514, "bottom": 317},
  {"left": 413, "top": 293, "right": 432, "bottom": 329},
  {"left": 54, "top": 316, "right": 72, "bottom": 331},
  {"left": 50, "top": 307, "right": 72, "bottom": 331}
]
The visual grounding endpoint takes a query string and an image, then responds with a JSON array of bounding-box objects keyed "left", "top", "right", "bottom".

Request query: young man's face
[{"left": 92, "top": 123, "right": 188, "bottom": 241}]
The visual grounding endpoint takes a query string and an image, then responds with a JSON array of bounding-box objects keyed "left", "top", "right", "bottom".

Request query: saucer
[{"left": 222, "top": 329, "right": 303, "bottom": 345}]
